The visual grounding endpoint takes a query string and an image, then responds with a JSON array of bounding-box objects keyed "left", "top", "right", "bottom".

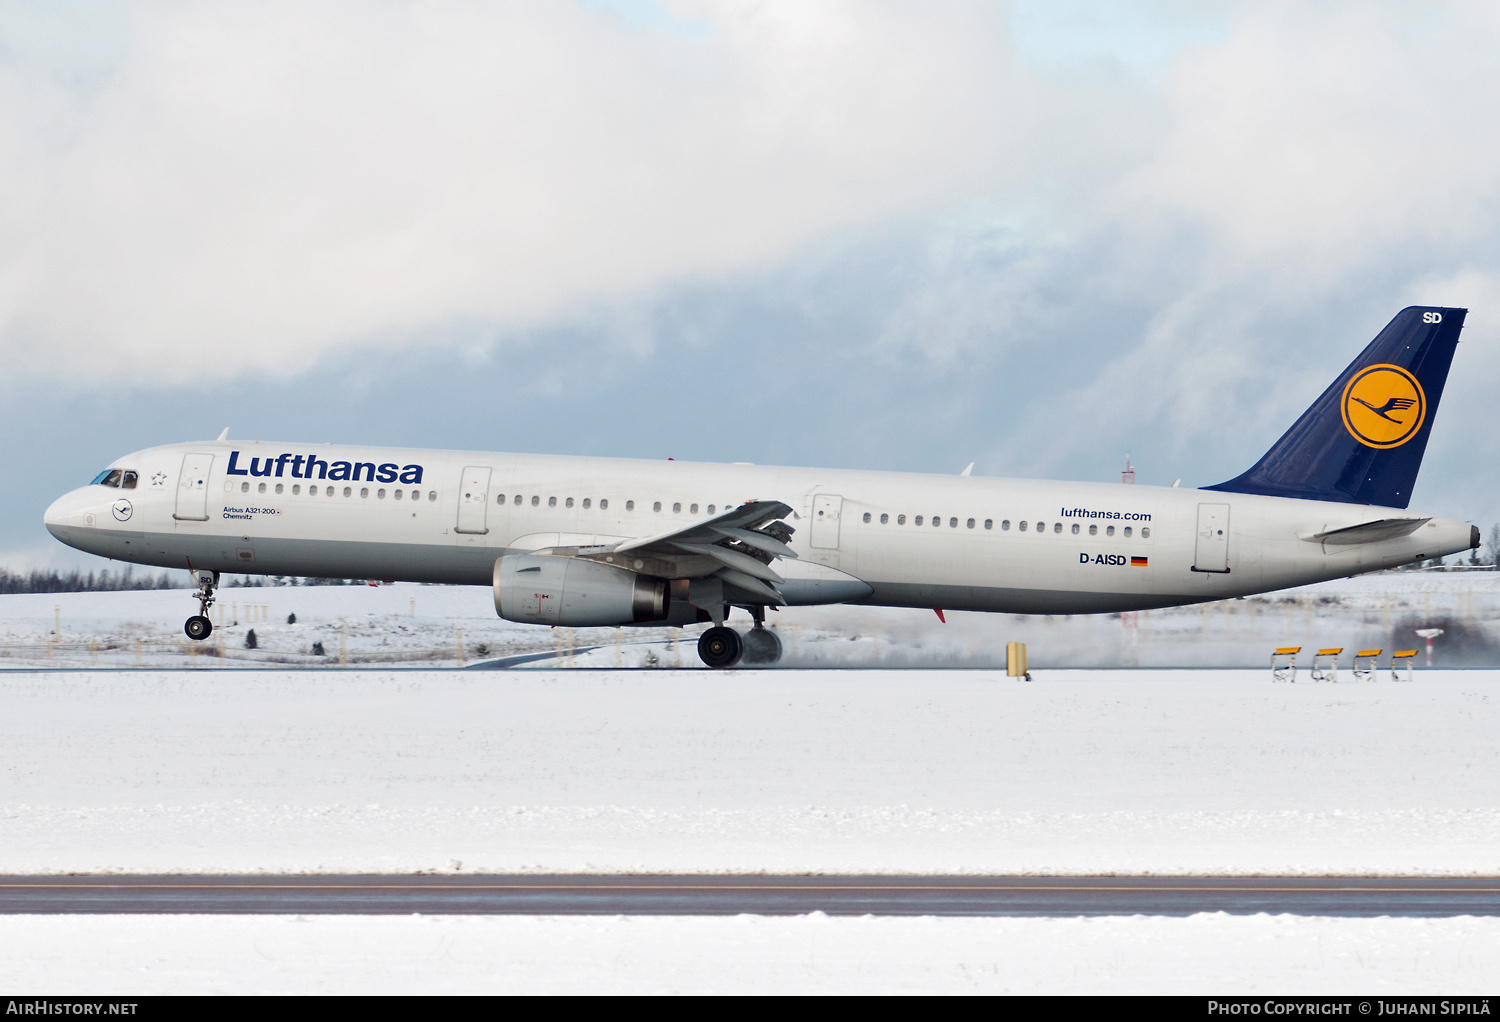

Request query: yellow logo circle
[{"left": 1341, "top": 364, "right": 1426, "bottom": 449}]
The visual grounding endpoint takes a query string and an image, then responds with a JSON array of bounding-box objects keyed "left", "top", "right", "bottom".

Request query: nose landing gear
[{"left": 184, "top": 569, "right": 219, "bottom": 641}]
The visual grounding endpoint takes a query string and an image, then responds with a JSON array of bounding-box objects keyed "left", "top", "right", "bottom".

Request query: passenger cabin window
[
  {"left": 582, "top": 498, "right": 591, "bottom": 509},
  {"left": 1053, "top": 523, "right": 1062, "bottom": 534},
  {"left": 690, "top": 503, "right": 698, "bottom": 514},
  {"left": 914, "top": 516, "right": 923, "bottom": 526},
  {"left": 707, "top": 504, "right": 715, "bottom": 514},
  {"left": 1071, "top": 523, "right": 1079, "bottom": 534},
  {"left": 1089, "top": 524, "right": 1097, "bottom": 535},
  {"left": 600, "top": 499, "right": 609, "bottom": 510},
  {"left": 1141, "top": 527, "right": 1151, "bottom": 538},
  {"left": 897, "top": 515, "right": 906, "bottom": 525},
  {"left": 344, "top": 487, "right": 353, "bottom": 497},
  {"left": 258, "top": 483, "right": 267, "bottom": 494},
  {"left": 275, "top": 483, "right": 284, "bottom": 495},
  {"left": 360, "top": 487, "right": 369, "bottom": 498},
  {"left": 967, "top": 518, "right": 975, "bottom": 529},
  {"left": 1018, "top": 521, "right": 1027, "bottom": 532},
  {"left": 1036, "top": 522, "right": 1045, "bottom": 532},
  {"left": 549, "top": 497, "right": 558, "bottom": 507},
  {"left": 653, "top": 502, "right": 661, "bottom": 512},
  {"left": 950, "top": 518, "right": 958, "bottom": 528},
  {"left": 1000, "top": 520, "right": 1009, "bottom": 530},
  {"left": 1123, "top": 526, "right": 1132, "bottom": 537},
  {"left": 673, "top": 503, "right": 682, "bottom": 513},
  {"left": 984, "top": 519, "right": 992, "bottom": 530},
  {"left": 293, "top": 485, "right": 301, "bottom": 495},
  {"left": 496, "top": 494, "right": 505, "bottom": 505},
  {"left": 377, "top": 488, "right": 386, "bottom": 499},
  {"left": 1106, "top": 525, "right": 1115, "bottom": 536},
  {"left": 880, "top": 513, "right": 889, "bottom": 524},
  {"left": 241, "top": 482, "right": 250, "bottom": 493},
  {"left": 565, "top": 497, "right": 574, "bottom": 508}
]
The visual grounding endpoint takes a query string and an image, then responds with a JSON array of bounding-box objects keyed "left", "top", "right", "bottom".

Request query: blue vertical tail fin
[{"left": 1205, "top": 306, "right": 1466, "bottom": 509}]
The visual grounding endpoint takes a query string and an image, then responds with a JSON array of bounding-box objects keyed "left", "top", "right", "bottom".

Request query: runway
[{"left": 4, "top": 875, "right": 1499, "bottom": 916}]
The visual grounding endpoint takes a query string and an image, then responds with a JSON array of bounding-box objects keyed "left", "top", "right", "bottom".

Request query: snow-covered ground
[
  {"left": 6, "top": 913, "right": 1500, "bottom": 994},
  {"left": 3, "top": 666, "right": 1498, "bottom": 875},
  {"left": 5, "top": 579, "right": 1500, "bottom": 993},
  {"left": 2, "top": 569, "right": 1498, "bottom": 669}
]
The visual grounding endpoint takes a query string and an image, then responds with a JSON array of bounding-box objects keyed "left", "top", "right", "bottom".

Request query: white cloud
[{"left": 0, "top": 0, "right": 1036, "bottom": 386}]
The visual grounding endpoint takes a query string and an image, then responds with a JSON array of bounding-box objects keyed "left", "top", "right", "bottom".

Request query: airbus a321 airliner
[{"left": 45, "top": 306, "right": 1480, "bottom": 667}]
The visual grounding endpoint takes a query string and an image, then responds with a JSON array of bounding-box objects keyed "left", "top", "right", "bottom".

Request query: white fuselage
[{"left": 45, "top": 440, "right": 1475, "bottom": 615}]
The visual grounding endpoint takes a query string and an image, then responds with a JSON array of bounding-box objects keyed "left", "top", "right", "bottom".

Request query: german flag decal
[{"left": 1130, "top": 556, "right": 1148, "bottom": 567}]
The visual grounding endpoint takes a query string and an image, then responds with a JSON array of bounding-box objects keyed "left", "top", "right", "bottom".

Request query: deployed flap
[
  {"left": 614, "top": 500, "right": 794, "bottom": 555},
  {"left": 590, "top": 500, "right": 798, "bottom": 606},
  {"left": 1300, "top": 517, "right": 1430, "bottom": 545}
]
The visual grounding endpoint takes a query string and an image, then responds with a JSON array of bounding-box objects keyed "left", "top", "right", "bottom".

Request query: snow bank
[
  {"left": 4, "top": 913, "right": 1499, "bottom": 994},
  {"left": 3, "top": 668, "right": 1499, "bottom": 874}
]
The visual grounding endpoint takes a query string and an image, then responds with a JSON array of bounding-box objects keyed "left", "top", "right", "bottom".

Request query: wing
[{"left": 530, "top": 500, "right": 799, "bottom": 606}]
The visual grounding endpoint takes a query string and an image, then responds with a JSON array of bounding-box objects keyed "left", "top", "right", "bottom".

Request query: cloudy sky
[{"left": 5, "top": 0, "right": 1500, "bottom": 569}]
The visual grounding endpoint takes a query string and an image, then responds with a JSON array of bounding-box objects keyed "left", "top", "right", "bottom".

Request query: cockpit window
[
  {"left": 121, "top": 470, "right": 138, "bottom": 489},
  {"left": 91, "top": 469, "right": 123, "bottom": 487}
]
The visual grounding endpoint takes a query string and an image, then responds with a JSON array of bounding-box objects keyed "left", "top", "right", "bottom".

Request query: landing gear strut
[{"left": 184, "top": 569, "right": 218, "bottom": 641}]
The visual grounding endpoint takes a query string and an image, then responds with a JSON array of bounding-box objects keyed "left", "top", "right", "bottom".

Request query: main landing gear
[
  {"left": 184, "top": 569, "right": 218, "bottom": 641},
  {"left": 696, "top": 607, "right": 784, "bottom": 669}
]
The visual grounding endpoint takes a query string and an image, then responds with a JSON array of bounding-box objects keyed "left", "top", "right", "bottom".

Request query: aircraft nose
[{"left": 43, "top": 489, "right": 86, "bottom": 540}]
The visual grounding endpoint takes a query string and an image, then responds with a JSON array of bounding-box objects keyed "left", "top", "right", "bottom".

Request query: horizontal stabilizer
[{"left": 1300, "top": 517, "right": 1430, "bottom": 545}]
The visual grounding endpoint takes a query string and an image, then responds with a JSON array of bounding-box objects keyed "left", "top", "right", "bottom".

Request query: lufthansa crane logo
[{"left": 1341, "top": 364, "right": 1426, "bottom": 449}]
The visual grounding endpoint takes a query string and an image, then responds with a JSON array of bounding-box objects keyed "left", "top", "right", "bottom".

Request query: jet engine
[{"left": 493, "top": 554, "right": 669, "bottom": 626}]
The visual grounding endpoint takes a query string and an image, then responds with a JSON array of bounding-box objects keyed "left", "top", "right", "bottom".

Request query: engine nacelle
[{"left": 494, "top": 554, "right": 669, "bottom": 626}]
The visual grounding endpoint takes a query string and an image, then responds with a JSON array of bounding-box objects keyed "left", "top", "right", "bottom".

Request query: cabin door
[
  {"left": 173, "top": 453, "right": 213, "bottom": 521},
  {"left": 1192, "top": 503, "right": 1231, "bottom": 573},
  {"left": 456, "top": 466, "right": 492, "bottom": 534}
]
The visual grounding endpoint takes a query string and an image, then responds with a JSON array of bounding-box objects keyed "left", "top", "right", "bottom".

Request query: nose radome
[{"left": 43, "top": 488, "right": 90, "bottom": 540}]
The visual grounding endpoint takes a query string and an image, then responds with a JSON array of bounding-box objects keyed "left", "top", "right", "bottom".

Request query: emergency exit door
[
  {"left": 811, "top": 494, "right": 843, "bottom": 549},
  {"left": 1192, "top": 503, "right": 1230, "bottom": 573},
  {"left": 173, "top": 453, "right": 213, "bottom": 521},
  {"left": 455, "top": 466, "right": 492, "bottom": 534}
]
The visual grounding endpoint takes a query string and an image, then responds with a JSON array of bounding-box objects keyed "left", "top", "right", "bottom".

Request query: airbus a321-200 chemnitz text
[{"left": 45, "top": 307, "right": 1481, "bottom": 667}]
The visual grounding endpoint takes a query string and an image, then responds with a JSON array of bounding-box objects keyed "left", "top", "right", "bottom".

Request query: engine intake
[{"left": 494, "top": 554, "right": 669, "bottom": 626}]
